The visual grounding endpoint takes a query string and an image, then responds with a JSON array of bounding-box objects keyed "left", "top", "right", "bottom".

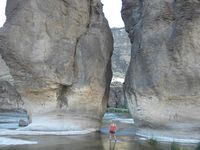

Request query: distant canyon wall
[
  {"left": 122, "top": 0, "right": 200, "bottom": 136},
  {"left": 0, "top": 0, "right": 113, "bottom": 130},
  {"left": 111, "top": 28, "right": 131, "bottom": 78},
  {"left": 108, "top": 28, "right": 130, "bottom": 109}
]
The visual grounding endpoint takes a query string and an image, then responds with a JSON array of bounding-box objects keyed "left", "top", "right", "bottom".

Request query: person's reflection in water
[
  {"left": 109, "top": 140, "right": 116, "bottom": 150},
  {"left": 92, "top": 133, "right": 104, "bottom": 150},
  {"left": 113, "top": 142, "right": 116, "bottom": 150}
]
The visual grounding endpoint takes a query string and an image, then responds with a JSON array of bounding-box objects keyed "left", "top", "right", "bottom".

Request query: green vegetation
[
  {"left": 106, "top": 107, "right": 129, "bottom": 113},
  {"left": 196, "top": 142, "right": 200, "bottom": 150},
  {"left": 147, "top": 138, "right": 158, "bottom": 146},
  {"left": 171, "top": 142, "right": 181, "bottom": 150}
]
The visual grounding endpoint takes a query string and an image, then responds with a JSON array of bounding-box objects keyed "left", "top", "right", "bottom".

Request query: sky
[
  {"left": 0, "top": 0, "right": 6, "bottom": 27},
  {"left": 101, "top": 0, "right": 124, "bottom": 27},
  {"left": 0, "top": 0, "right": 124, "bottom": 28}
]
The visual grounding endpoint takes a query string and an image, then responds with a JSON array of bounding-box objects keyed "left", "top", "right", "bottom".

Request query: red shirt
[{"left": 109, "top": 123, "right": 117, "bottom": 132}]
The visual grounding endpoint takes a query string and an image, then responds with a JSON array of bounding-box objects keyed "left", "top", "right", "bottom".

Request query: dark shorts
[{"left": 109, "top": 131, "right": 115, "bottom": 134}]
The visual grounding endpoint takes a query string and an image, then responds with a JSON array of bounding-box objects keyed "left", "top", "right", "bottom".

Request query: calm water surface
[
  {"left": 0, "top": 113, "right": 198, "bottom": 150},
  {"left": 0, "top": 134, "right": 197, "bottom": 150}
]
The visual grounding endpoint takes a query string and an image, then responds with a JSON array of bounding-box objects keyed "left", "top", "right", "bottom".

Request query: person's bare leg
[{"left": 109, "top": 134, "right": 112, "bottom": 140}]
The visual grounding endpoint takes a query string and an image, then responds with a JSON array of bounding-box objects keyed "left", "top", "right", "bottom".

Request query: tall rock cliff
[
  {"left": 122, "top": 0, "right": 200, "bottom": 138},
  {"left": 0, "top": 0, "right": 113, "bottom": 131}
]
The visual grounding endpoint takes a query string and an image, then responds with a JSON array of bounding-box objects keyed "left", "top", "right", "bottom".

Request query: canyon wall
[
  {"left": 0, "top": 0, "right": 113, "bottom": 131},
  {"left": 122, "top": 0, "right": 200, "bottom": 138}
]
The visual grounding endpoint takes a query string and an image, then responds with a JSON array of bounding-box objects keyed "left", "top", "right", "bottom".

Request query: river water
[{"left": 0, "top": 113, "right": 198, "bottom": 150}]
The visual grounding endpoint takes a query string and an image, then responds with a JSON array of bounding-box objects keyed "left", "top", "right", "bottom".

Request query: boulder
[{"left": 19, "top": 119, "right": 29, "bottom": 127}]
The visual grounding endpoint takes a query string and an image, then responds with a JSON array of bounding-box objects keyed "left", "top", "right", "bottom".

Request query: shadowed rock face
[
  {"left": 122, "top": 0, "right": 200, "bottom": 137},
  {"left": 108, "top": 81, "right": 127, "bottom": 108},
  {"left": 0, "top": 0, "right": 113, "bottom": 131}
]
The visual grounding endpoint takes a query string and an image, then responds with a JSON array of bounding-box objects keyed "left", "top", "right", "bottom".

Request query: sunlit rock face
[
  {"left": 122, "top": 0, "right": 200, "bottom": 137},
  {"left": 0, "top": 0, "right": 113, "bottom": 131}
]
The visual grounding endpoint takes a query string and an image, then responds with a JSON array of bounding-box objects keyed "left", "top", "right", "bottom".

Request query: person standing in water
[{"left": 109, "top": 121, "right": 117, "bottom": 141}]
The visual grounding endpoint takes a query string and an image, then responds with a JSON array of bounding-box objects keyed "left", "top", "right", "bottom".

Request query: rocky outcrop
[
  {"left": 111, "top": 28, "right": 131, "bottom": 78},
  {"left": 108, "top": 81, "right": 127, "bottom": 108},
  {"left": 0, "top": 0, "right": 113, "bottom": 131},
  {"left": 122, "top": 0, "right": 200, "bottom": 138}
]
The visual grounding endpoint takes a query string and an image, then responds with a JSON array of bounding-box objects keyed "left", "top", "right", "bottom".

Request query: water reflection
[
  {"left": 0, "top": 133, "right": 197, "bottom": 150},
  {"left": 0, "top": 133, "right": 104, "bottom": 150}
]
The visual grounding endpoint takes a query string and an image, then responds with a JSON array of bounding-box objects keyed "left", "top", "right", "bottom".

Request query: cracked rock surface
[
  {"left": 122, "top": 0, "right": 200, "bottom": 138},
  {"left": 0, "top": 0, "right": 113, "bottom": 131}
]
